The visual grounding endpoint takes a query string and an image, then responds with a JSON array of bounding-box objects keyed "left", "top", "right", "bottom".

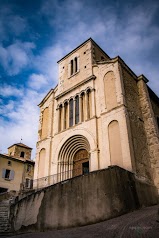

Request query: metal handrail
[{"left": 23, "top": 168, "right": 86, "bottom": 190}]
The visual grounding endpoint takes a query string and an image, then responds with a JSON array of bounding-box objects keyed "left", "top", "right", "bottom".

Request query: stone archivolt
[{"left": 58, "top": 134, "right": 90, "bottom": 178}]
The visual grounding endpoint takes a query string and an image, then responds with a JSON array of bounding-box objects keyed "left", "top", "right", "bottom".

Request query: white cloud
[
  {"left": 0, "top": 88, "right": 45, "bottom": 159},
  {"left": 0, "top": 84, "right": 24, "bottom": 97},
  {"left": 33, "top": 43, "right": 65, "bottom": 85},
  {"left": 0, "top": 100, "right": 14, "bottom": 115},
  {"left": 0, "top": 41, "right": 35, "bottom": 76},
  {"left": 28, "top": 74, "right": 49, "bottom": 90}
]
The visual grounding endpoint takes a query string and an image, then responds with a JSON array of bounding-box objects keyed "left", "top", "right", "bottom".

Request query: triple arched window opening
[{"left": 58, "top": 89, "right": 92, "bottom": 132}]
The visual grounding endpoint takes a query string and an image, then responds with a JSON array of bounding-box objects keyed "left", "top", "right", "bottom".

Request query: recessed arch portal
[{"left": 58, "top": 135, "right": 90, "bottom": 180}]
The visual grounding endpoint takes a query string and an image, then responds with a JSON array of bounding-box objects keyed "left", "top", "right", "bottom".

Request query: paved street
[{"left": 2, "top": 205, "right": 159, "bottom": 238}]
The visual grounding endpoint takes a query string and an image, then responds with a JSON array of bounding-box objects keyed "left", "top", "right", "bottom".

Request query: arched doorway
[
  {"left": 73, "top": 149, "right": 89, "bottom": 176},
  {"left": 58, "top": 135, "right": 90, "bottom": 181}
]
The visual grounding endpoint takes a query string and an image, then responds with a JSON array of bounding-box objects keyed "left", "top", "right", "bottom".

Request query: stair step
[{"left": 0, "top": 200, "right": 11, "bottom": 233}]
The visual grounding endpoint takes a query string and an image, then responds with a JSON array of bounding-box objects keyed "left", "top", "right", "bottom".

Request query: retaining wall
[{"left": 10, "top": 166, "right": 158, "bottom": 232}]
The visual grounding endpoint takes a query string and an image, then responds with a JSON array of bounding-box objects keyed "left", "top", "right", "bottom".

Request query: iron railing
[{"left": 23, "top": 168, "right": 85, "bottom": 190}]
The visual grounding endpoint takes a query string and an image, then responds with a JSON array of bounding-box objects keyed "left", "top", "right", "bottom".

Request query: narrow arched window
[
  {"left": 71, "top": 60, "right": 73, "bottom": 75},
  {"left": 20, "top": 151, "right": 25, "bottom": 158},
  {"left": 87, "top": 89, "right": 91, "bottom": 119},
  {"left": 69, "top": 99, "right": 74, "bottom": 127},
  {"left": 75, "top": 96, "right": 79, "bottom": 124},
  {"left": 70, "top": 56, "right": 79, "bottom": 76},
  {"left": 74, "top": 57, "right": 78, "bottom": 73},
  {"left": 64, "top": 102, "right": 68, "bottom": 129}
]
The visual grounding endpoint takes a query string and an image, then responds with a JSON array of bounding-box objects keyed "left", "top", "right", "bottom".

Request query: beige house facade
[
  {"left": 34, "top": 38, "right": 159, "bottom": 192},
  {"left": 0, "top": 143, "right": 35, "bottom": 193}
]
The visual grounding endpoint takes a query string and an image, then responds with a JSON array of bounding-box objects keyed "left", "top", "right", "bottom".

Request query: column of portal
[
  {"left": 91, "top": 89, "right": 96, "bottom": 117},
  {"left": 73, "top": 98, "right": 76, "bottom": 125},
  {"left": 61, "top": 105, "right": 64, "bottom": 131},
  {"left": 63, "top": 104, "right": 66, "bottom": 130},
  {"left": 68, "top": 100, "right": 70, "bottom": 127}
]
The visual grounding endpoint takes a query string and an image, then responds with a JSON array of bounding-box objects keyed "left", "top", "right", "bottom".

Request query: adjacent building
[
  {"left": 0, "top": 143, "right": 35, "bottom": 193},
  {"left": 34, "top": 38, "right": 159, "bottom": 192}
]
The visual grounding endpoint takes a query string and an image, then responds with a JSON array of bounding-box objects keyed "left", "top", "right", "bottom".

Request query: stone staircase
[{"left": 0, "top": 200, "right": 12, "bottom": 234}]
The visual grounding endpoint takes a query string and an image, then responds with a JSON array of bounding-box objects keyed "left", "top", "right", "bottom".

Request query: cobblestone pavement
[{"left": 2, "top": 205, "right": 159, "bottom": 238}]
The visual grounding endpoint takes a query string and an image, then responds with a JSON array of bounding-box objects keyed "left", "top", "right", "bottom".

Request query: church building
[{"left": 34, "top": 38, "right": 159, "bottom": 192}]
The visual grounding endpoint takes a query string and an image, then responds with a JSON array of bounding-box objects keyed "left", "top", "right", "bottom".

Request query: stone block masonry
[
  {"left": 137, "top": 77, "right": 159, "bottom": 192},
  {"left": 0, "top": 200, "right": 11, "bottom": 234},
  {"left": 10, "top": 166, "right": 158, "bottom": 233}
]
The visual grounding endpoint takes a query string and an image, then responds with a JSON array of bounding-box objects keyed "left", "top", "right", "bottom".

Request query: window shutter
[
  {"left": 2, "top": 169, "right": 6, "bottom": 178},
  {"left": 9, "top": 170, "right": 15, "bottom": 180}
]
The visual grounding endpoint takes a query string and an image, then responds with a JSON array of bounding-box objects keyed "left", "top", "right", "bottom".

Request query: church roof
[
  {"left": 0, "top": 153, "right": 35, "bottom": 164},
  {"left": 8, "top": 143, "right": 32, "bottom": 150}
]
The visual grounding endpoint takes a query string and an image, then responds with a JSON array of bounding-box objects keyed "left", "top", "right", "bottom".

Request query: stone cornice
[
  {"left": 38, "top": 89, "right": 54, "bottom": 107},
  {"left": 96, "top": 56, "right": 138, "bottom": 81},
  {"left": 55, "top": 75, "right": 96, "bottom": 100},
  {"left": 137, "top": 74, "right": 149, "bottom": 83}
]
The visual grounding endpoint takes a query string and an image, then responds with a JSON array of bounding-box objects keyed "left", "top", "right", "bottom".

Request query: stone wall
[
  {"left": 121, "top": 67, "right": 152, "bottom": 181},
  {"left": 58, "top": 41, "right": 93, "bottom": 95},
  {"left": 10, "top": 166, "right": 158, "bottom": 233},
  {"left": 148, "top": 87, "right": 159, "bottom": 128},
  {"left": 137, "top": 77, "right": 159, "bottom": 192},
  {"left": 8, "top": 145, "right": 31, "bottom": 160}
]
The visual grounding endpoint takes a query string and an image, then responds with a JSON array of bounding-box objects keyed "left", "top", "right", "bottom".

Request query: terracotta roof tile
[{"left": 8, "top": 143, "right": 32, "bottom": 149}]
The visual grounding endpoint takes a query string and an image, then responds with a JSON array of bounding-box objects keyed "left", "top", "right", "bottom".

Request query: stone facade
[
  {"left": 137, "top": 76, "right": 159, "bottom": 190},
  {"left": 0, "top": 143, "right": 35, "bottom": 193},
  {"left": 34, "top": 38, "right": 159, "bottom": 193}
]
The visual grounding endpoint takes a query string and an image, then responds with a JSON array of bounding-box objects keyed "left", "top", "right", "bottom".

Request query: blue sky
[{"left": 0, "top": 0, "right": 159, "bottom": 159}]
